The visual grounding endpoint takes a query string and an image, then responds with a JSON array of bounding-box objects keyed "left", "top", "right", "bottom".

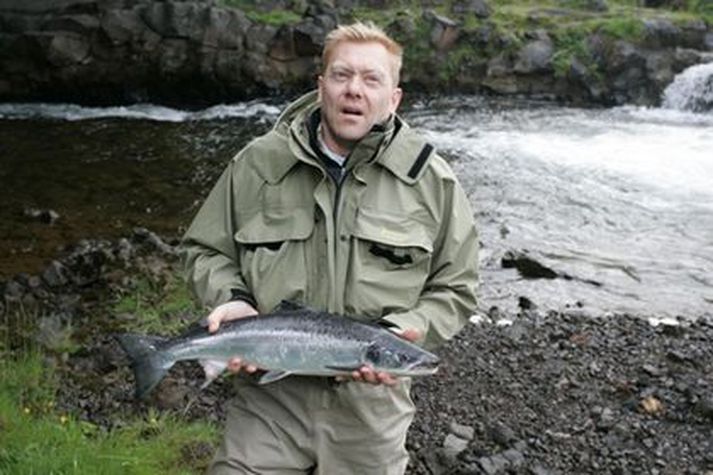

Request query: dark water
[{"left": 1, "top": 98, "right": 711, "bottom": 319}]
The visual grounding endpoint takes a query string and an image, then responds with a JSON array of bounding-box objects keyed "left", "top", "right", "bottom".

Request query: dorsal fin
[{"left": 274, "top": 300, "right": 309, "bottom": 312}]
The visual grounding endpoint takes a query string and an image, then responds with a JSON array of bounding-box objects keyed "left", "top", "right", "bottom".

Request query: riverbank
[
  {"left": 1, "top": 230, "right": 711, "bottom": 474},
  {"left": 1, "top": 0, "right": 712, "bottom": 106}
]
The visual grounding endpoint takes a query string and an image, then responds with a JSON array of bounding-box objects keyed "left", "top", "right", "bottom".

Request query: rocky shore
[
  {"left": 1, "top": 0, "right": 712, "bottom": 106},
  {"left": 2, "top": 231, "right": 712, "bottom": 474}
]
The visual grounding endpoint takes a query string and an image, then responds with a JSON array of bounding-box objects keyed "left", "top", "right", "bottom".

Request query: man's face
[{"left": 318, "top": 41, "right": 402, "bottom": 156}]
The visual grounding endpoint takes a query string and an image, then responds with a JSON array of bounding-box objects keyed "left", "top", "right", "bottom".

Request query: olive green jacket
[{"left": 180, "top": 91, "right": 478, "bottom": 349}]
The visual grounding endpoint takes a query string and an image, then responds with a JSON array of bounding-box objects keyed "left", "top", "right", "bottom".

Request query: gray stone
[
  {"left": 503, "top": 448, "right": 525, "bottom": 467},
  {"left": 424, "top": 10, "right": 460, "bottom": 51},
  {"left": 4, "top": 279, "right": 25, "bottom": 301},
  {"left": 449, "top": 421, "right": 475, "bottom": 440},
  {"left": 46, "top": 31, "right": 91, "bottom": 66},
  {"left": 452, "top": 0, "right": 491, "bottom": 18},
  {"left": 42, "top": 260, "right": 69, "bottom": 287},
  {"left": 479, "top": 453, "right": 509, "bottom": 474},
  {"left": 443, "top": 433, "right": 469, "bottom": 458},
  {"left": 41, "top": 14, "right": 100, "bottom": 35},
  {"left": 514, "top": 38, "right": 554, "bottom": 74},
  {"left": 643, "top": 18, "right": 681, "bottom": 48},
  {"left": 100, "top": 8, "right": 147, "bottom": 46}
]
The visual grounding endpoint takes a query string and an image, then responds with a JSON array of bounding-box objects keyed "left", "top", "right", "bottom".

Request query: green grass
[
  {"left": 111, "top": 270, "right": 202, "bottom": 336},
  {"left": 217, "top": 0, "right": 302, "bottom": 25},
  {"left": 0, "top": 354, "right": 218, "bottom": 475}
]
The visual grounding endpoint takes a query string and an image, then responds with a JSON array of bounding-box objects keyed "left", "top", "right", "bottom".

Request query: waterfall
[{"left": 661, "top": 61, "right": 713, "bottom": 113}]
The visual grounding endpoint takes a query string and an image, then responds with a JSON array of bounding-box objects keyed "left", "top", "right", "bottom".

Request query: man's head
[{"left": 318, "top": 22, "right": 404, "bottom": 156}]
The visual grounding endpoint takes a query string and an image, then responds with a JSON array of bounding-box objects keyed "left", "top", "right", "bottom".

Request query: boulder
[
  {"left": 451, "top": 0, "right": 491, "bottom": 18},
  {"left": 514, "top": 37, "right": 554, "bottom": 74},
  {"left": 424, "top": 10, "right": 460, "bottom": 51}
]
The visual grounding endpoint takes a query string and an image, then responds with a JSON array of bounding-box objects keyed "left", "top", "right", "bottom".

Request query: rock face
[
  {"left": 0, "top": 0, "right": 334, "bottom": 103},
  {"left": 0, "top": 0, "right": 711, "bottom": 105}
]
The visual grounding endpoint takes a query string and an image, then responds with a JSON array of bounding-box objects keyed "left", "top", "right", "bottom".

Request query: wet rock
[
  {"left": 132, "top": 227, "right": 176, "bottom": 256},
  {"left": 3, "top": 279, "right": 25, "bottom": 301},
  {"left": 23, "top": 207, "right": 60, "bottom": 224},
  {"left": 501, "top": 250, "right": 558, "bottom": 279},
  {"left": 518, "top": 296, "right": 536, "bottom": 310},
  {"left": 41, "top": 260, "right": 69, "bottom": 288}
]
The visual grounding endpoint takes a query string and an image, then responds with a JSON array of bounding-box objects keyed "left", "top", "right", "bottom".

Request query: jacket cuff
[{"left": 229, "top": 288, "right": 258, "bottom": 309}]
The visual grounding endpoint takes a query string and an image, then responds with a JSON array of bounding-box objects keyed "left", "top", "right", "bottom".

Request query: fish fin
[
  {"left": 115, "top": 334, "right": 174, "bottom": 399},
  {"left": 324, "top": 364, "right": 362, "bottom": 372},
  {"left": 274, "top": 300, "right": 310, "bottom": 312},
  {"left": 258, "top": 370, "right": 292, "bottom": 385},
  {"left": 376, "top": 319, "right": 399, "bottom": 329},
  {"left": 199, "top": 359, "right": 228, "bottom": 389},
  {"left": 114, "top": 333, "right": 169, "bottom": 357}
]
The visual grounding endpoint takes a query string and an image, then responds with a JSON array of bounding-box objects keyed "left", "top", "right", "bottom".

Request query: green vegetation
[
  {"left": 111, "top": 270, "right": 202, "bottom": 336},
  {"left": 0, "top": 354, "right": 218, "bottom": 474},
  {"left": 218, "top": 0, "right": 302, "bottom": 25}
]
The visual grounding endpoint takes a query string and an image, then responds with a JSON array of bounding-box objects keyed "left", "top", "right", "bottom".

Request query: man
[{"left": 180, "top": 21, "right": 478, "bottom": 475}]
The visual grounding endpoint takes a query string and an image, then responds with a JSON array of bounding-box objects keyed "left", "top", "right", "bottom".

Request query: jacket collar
[{"left": 255, "top": 90, "right": 431, "bottom": 185}]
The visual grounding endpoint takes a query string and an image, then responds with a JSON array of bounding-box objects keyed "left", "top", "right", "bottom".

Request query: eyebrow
[{"left": 329, "top": 63, "right": 387, "bottom": 78}]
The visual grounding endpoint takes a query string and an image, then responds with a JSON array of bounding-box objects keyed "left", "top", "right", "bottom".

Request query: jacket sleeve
[
  {"left": 382, "top": 177, "right": 479, "bottom": 350},
  {"left": 179, "top": 160, "right": 253, "bottom": 308}
]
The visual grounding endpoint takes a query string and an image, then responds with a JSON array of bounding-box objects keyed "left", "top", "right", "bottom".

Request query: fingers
[
  {"left": 226, "top": 357, "right": 259, "bottom": 375},
  {"left": 397, "top": 328, "right": 422, "bottom": 342},
  {"left": 207, "top": 301, "right": 259, "bottom": 333},
  {"left": 335, "top": 366, "right": 397, "bottom": 386}
]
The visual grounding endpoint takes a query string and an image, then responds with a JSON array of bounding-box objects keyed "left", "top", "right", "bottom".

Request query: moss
[
  {"left": 218, "top": 0, "right": 302, "bottom": 25},
  {"left": 594, "top": 16, "right": 645, "bottom": 39}
]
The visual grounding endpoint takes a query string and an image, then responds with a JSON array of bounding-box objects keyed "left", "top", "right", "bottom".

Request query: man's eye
[
  {"left": 331, "top": 71, "right": 350, "bottom": 81},
  {"left": 364, "top": 76, "right": 381, "bottom": 86}
]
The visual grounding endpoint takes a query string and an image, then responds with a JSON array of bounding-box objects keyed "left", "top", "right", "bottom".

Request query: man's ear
[{"left": 390, "top": 87, "right": 403, "bottom": 114}]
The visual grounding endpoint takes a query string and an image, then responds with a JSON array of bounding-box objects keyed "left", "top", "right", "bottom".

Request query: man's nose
[{"left": 345, "top": 75, "right": 364, "bottom": 96}]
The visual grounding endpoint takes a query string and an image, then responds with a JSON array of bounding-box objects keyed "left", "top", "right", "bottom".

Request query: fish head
[{"left": 364, "top": 339, "right": 439, "bottom": 376}]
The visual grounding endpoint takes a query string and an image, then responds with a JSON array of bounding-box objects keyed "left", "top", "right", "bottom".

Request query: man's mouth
[{"left": 340, "top": 106, "right": 364, "bottom": 117}]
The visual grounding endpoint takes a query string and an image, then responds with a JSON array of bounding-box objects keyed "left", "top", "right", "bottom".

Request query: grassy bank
[
  {"left": 0, "top": 257, "right": 219, "bottom": 474},
  {"left": 0, "top": 354, "right": 218, "bottom": 474},
  {"left": 215, "top": 0, "right": 711, "bottom": 86}
]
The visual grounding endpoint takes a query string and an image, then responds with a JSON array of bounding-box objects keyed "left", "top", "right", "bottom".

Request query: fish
[{"left": 116, "top": 301, "right": 439, "bottom": 399}]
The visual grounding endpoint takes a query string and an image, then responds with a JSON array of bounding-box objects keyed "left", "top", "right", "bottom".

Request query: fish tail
[{"left": 115, "top": 334, "right": 174, "bottom": 399}]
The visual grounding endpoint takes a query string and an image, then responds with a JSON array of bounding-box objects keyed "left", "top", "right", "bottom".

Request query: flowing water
[{"left": 1, "top": 79, "right": 711, "bottom": 318}]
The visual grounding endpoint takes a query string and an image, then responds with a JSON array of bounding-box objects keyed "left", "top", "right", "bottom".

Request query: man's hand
[
  {"left": 338, "top": 328, "right": 423, "bottom": 386},
  {"left": 206, "top": 300, "right": 260, "bottom": 374}
]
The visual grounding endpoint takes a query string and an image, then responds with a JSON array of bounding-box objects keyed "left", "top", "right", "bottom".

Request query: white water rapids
[{"left": 408, "top": 96, "right": 712, "bottom": 318}]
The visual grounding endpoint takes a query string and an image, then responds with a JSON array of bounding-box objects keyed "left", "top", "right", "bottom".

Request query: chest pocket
[
  {"left": 345, "top": 207, "right": 433, "bottom": 317},
  {"left": 234, "top": 206, "right": 314, "bottom": 312}
]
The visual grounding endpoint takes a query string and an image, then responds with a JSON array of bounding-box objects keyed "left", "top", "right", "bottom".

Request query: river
[{"left": 0, "top": 91, "right": 711, "bottom": 319}]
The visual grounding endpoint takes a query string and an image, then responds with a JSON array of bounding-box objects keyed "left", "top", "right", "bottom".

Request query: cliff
[{"left": 0, "top": 0, "right": 711, "bottom": 105}]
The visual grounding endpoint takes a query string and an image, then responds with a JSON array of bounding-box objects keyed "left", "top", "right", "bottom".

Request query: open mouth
[{"left": 341, "top": 106, "right": 364, "bottom": 117}]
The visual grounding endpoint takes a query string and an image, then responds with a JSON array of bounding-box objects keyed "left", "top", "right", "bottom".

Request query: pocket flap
[
  {"left": 235, "top": 207, "right": 314, "bottom": 243},
  {"left": 352, "top": 207, "right": 433, "bottom": 252}
]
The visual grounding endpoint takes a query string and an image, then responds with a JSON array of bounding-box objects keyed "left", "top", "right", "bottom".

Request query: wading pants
[{"left": 207, "top": 375, "right": 415, "bottom": 475}]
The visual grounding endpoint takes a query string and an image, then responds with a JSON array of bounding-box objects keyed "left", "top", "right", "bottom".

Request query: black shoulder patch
[{"left": 407, "top": 143, "right": 434, "bottom": 179}]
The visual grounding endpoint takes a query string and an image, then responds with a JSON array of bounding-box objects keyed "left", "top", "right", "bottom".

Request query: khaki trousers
[{"left": 208, "top": 375, "right": 415, "bottom": 475}]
